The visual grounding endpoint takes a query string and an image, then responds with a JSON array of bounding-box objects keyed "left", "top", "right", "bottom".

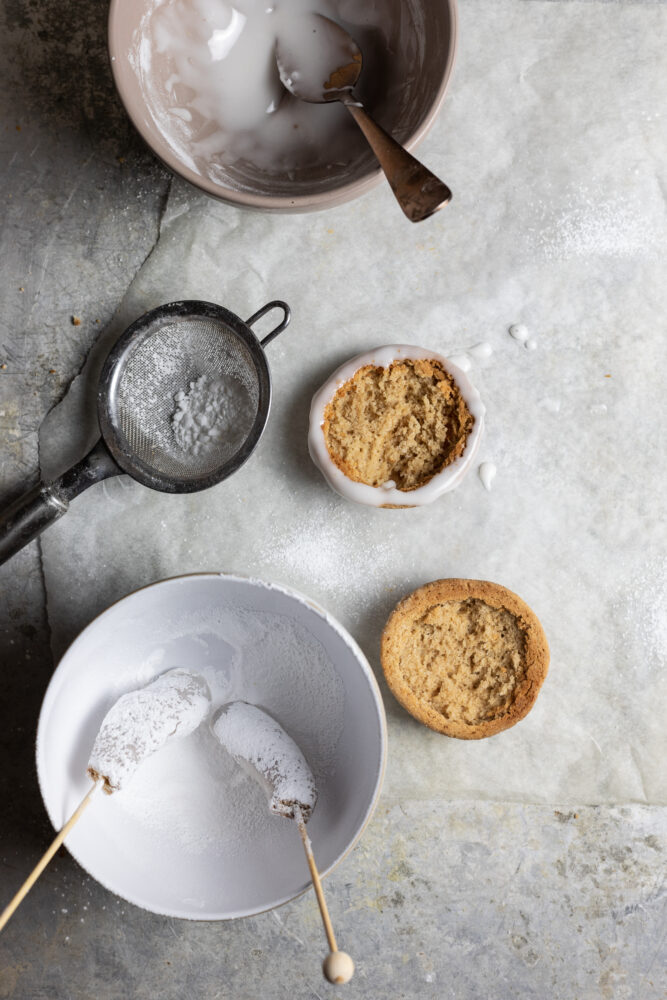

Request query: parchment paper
[{"left": 39, "top": 0, "right": 667, "bottom": 805}]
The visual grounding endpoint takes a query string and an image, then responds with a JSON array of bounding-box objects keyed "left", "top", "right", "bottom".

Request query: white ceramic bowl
[
  {"left": 308, "top": 345, "right": 485, "bottom": 507},
  {"left": 36, "top": 574, "right": 386, "bottom": 919}
]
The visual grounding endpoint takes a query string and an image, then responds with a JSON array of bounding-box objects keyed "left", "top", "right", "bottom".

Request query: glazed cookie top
[
  {"left": 381, "top": 579, "right": 549, "bottom": 739},
  {"left": 308, "top": 346, "right": 485, "bottom": 508},
  {"left": 323, "top": 358, "right": 474, "bottom": 491}
]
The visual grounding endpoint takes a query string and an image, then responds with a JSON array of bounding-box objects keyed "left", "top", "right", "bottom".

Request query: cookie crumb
[{"left": 71, "top": 315, "right": 81, "bottom": 326}]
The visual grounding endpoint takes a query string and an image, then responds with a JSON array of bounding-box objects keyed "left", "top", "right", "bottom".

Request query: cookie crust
[{"left": 381, "top": 579, "right": 550, "bottom": 739}]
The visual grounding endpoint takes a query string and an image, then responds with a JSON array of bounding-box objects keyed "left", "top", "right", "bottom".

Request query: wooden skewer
[
  {"left": 0, "top": 782, "right": 99, "bottom": 933},
  {"left": 294, "top": 807, "right": 354, "bottom": 985}
]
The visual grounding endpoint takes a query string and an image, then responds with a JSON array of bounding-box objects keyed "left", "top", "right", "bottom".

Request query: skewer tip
[{"left": 323, "top": 950, "right": 354, "bottom": 984}]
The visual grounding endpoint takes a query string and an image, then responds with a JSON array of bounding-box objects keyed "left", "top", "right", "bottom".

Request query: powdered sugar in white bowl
[{"left": 36, "top": 574, "right": 386, "bottom": 919}]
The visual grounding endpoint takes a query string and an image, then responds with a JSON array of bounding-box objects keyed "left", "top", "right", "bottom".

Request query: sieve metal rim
[{"left": 97, "top": 299, "right": 288, "bottom": 494}]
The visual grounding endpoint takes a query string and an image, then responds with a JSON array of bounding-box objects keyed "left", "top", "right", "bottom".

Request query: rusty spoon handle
[{"left": 345, "top": 102, "right": 452, "bottom": 222}]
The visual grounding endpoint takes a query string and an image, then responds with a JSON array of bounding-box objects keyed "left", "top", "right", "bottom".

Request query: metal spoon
[{"left": 275, "top": 13, "right": 452, "bottom": 222}]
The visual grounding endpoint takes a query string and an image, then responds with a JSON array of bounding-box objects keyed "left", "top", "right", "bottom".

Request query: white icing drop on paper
[
  {"left": 509, "top": 324, "right": 537, "bottom": 350},
  {"left": 87, "top": 668, "right": 211, "bottom": 793},
  {"left": 171, "top": 374, "right": 254, "bottom": 457},
  {"left": 467, "top": 341, "right": 493, "bottom": 363},
  {"left": 589, "top": 403, "right": 608, "bottom": 415},
  {"left": 509, "top": 324, "right": 529, "bottom": 343},
  {"left": 446, "top": 342, "right": 493, "bottom": 370},
  {"left": 213, "top": 701, "right": 317, "bottom": 820},
  {"left": 478, "top": 461, "right": 496, "bottom": 492}
]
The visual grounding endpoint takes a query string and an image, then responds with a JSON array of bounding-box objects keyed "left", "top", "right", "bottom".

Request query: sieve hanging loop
[
  {"left": 0, "top": 298, "right": 290, "bottom": 566},
  {"left": 245, "top": 300, "right": 291, "bottom": 347}
]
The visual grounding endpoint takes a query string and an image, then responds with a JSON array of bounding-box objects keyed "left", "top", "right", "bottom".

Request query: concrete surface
[{"left": 0, "top": 0, "right": 665, "bottom": 998}]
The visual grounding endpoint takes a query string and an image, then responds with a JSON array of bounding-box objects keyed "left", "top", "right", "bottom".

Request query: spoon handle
[{"left": 345, "top": 103, "right": 451, "bottom": 222}]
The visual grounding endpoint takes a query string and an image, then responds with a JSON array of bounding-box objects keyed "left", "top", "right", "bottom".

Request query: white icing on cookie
[{"left": 308, "top": 345, "right": 485, "bottom": 508}]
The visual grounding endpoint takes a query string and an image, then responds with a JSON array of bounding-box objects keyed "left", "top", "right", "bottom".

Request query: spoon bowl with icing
[{"left": 275, "top": 13, "right": 452, "bottom": 221}]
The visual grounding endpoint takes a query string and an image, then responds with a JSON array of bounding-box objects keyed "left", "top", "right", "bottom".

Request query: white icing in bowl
[
  {"left": 308, "top": 344, "right": 485, "bottom": 508},
  {"left": 107, "top": 0, "right": 458, "bottom": 211}
]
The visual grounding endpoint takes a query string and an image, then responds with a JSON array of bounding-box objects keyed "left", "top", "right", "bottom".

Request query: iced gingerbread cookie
[{"left": 308, "top": 346, "right": 484, "bottom": 508}]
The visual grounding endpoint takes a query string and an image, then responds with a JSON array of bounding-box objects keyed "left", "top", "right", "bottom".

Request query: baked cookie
[
  {"left": 308, "top": 346, "right": 485, "bottom": 509},
  {"left": 381, "top": 579, "right": 549, "bottom": 739},
  {"left": 323, "top": 358, "right": 474, "bottom": 491}
]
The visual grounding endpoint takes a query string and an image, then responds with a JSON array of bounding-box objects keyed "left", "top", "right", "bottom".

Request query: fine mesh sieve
[
  {"left": 113, "top": 318, "right": 258, "bottom": 482},
  {"left": 0, "top": 299, "right": 290, "bottom": 565}
]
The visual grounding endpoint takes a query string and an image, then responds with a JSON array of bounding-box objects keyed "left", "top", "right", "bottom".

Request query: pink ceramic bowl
[{"left": 108, "top": 0, "right": 457, "bottom": 213}]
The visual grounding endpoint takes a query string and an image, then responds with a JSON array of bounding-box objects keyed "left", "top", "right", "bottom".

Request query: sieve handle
[
  {"left": 246, "top": 301, "right": 291, "bottom": 347},
  {"left": 0, "top": 439, "right": 121, "bottom": 566}
]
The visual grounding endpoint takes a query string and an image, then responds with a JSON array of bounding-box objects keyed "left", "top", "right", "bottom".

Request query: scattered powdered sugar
[
  {"left": 213, "top": 702, "right": 317, "bottom": 820},
  {"left": 612, "top": 558, "right": 667, "bottom": 676},
  {"left": 112, "top": 607, "right": 345, "bottom": 855},
  {"left": 530, "top": 196, "right": 662, "bottom": 261},
  {"left": 172, "top": 374, "right": 254, "bottom": 457},
  {"left": 257, "top": 504, "right": 395, "bottom": 601},
  {"left": 87, "top": 669, "right": 211, "bottom": 793},
  {"left": 478, "top": 462, "right": 497, "bottom": 492}
]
